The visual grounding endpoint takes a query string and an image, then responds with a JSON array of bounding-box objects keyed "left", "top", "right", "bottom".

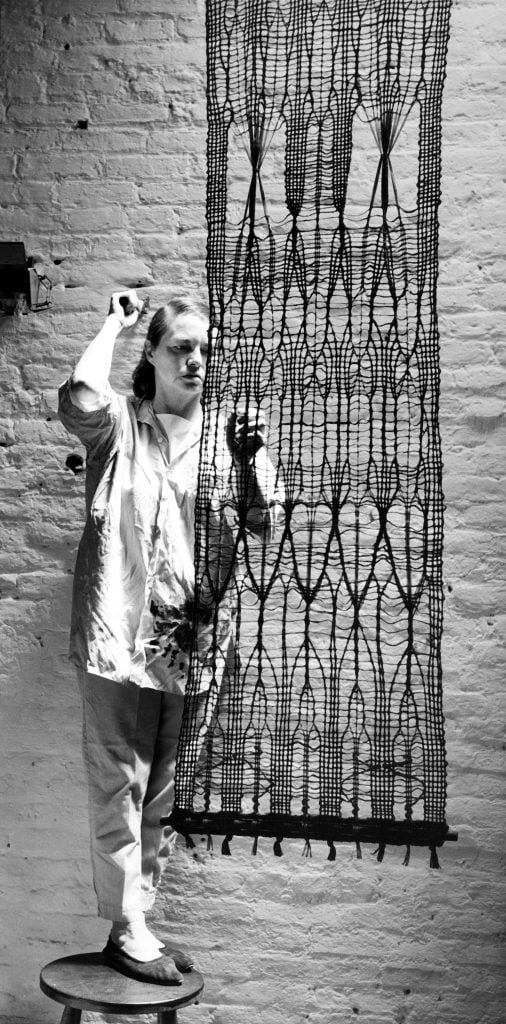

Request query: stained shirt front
[{"left": 59, "top": 379, "right": 280, "bottom": 694}]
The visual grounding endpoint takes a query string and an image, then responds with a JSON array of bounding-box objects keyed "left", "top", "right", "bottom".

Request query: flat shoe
[
  {"left": 161, "top": 945, "right": 194, "bottom": 972},
  {"left": 102, "top": 937, "right": 183, "bottom": 986}
]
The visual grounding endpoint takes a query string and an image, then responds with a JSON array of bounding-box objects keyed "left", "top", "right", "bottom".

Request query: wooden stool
[{"left": 40, "top": 953, "right": 204, "bottom": 1024}]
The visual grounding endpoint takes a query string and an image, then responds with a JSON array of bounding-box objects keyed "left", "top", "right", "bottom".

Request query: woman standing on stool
[{"left": 59, "top": 291, "right": 280, "bottom": 985}]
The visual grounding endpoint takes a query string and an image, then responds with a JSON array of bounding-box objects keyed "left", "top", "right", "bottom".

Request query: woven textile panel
[{"left": 171, "top": 0, "right": 453, "bottom": 856}]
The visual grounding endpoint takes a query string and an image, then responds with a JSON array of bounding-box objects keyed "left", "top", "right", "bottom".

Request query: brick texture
[{"left": 0, "top": 2, "right": 504, "bottom": 1023}]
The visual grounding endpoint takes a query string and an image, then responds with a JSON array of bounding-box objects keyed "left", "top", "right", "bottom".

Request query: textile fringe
[
  {"left": 327, "top": 840, "right": 336, "bottom": 862},
  {"left": 221, "top": 833, "right": 233, "bottom": 856},
  {"left": 302, "top": 839, "right": 312, "bottom": 859},
  {"left": 430, "top": 845, "right": 441, "bottom": 869},
  {"left": 273, "top": 836, "right": 283, "bottom": 857},
  {"left": 403, "top": 844, "right": 411, "bottom": 867},
  {"left": 375, "top": 842, "right": 386, "bottom": 863}
]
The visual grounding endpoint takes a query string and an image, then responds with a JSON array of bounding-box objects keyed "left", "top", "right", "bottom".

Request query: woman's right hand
[
  {"left": 108, "top": 290, "right": 144, "bottom": 329},
  {"left": 69, "top": 291, "right": 146, "bottom": 404}
]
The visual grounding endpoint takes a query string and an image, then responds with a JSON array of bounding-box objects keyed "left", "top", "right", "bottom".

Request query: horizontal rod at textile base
[{"left": 164, "top": 811, "right": 458, "bottom": 848}]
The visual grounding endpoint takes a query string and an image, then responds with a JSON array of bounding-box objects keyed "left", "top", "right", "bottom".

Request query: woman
[{"left": 59, "top": 290, "right": 280, "bottom": 984}]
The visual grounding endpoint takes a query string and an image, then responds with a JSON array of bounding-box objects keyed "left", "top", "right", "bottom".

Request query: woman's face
[{"left": 146, "top": 311, "right": 209, "bottom": 415}]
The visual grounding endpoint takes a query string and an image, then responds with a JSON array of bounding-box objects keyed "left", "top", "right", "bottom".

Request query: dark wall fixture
[{"left": 0, "top": 242, "right": 52, "bottom": 314}]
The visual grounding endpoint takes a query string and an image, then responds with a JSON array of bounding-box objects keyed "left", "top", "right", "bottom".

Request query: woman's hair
[{"left": 132, "top": 295, "right": 209, "bottom": 400}]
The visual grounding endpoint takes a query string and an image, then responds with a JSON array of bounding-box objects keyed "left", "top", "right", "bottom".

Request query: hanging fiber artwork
[{"left": 166, "top": 0, "right": 456, "bottom": 862}]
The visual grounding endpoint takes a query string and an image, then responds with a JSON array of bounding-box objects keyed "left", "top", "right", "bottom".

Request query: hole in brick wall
[
  {"left": 64, "top": 43, "right": 70, "bottom": 50},
  {"left": 77, "top": 119, "right": 89, "bottom": 130},
  {"left": 65, "top": 453, "right": 84, "bottom": 474}
]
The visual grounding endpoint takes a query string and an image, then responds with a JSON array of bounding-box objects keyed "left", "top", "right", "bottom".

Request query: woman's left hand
[{"left": 226, "top": 407, "right": 267, "bottom": 459}]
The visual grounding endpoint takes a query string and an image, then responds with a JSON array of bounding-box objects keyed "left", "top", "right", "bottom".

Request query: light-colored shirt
[{"left": 58, "top": 379, "right": 281, "bottom": 694}]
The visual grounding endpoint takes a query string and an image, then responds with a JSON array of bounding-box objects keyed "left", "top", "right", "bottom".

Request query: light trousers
[{"left": 78, "top": 670, "right": 187, "bottom": 924}]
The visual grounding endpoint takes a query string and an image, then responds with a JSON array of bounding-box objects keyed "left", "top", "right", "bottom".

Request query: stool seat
[{"left": 40, "top": 953, "right": 204, "bottom": 1023}]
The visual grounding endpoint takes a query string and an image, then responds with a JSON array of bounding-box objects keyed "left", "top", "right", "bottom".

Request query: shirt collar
[{"left": 136, "top": 399, "right": 202, "bottom": 459}]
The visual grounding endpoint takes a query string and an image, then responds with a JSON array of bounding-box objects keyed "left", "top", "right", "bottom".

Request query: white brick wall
[{"left": 0, "top": 2, "right": 504, "bottom": 1022}]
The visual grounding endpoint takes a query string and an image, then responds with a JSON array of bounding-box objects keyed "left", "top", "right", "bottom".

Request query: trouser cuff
[{"left": 97, "top": 890, "right": 156, "bottom": 922}]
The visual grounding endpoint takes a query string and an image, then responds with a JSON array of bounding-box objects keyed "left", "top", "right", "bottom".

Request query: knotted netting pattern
[{"left": 170, "top": 0, "right": 453, "bottom": 855}]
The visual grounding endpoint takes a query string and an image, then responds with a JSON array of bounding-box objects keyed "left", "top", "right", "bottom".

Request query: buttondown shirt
[{"left": 59, "top": 379, "right": 281, "bottom": 694}]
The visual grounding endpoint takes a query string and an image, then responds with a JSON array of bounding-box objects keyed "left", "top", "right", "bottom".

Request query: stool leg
[
  {"left": 60, "top": 1009, "right": 82, "bottom": 1024},
  {"left": 157, "top": 1012, "right": 177, "bottom": 1024}
]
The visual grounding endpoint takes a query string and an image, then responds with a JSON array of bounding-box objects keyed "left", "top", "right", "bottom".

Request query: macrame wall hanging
[{"left": 166, "top": 0, "right": 456, "bottom": 864}]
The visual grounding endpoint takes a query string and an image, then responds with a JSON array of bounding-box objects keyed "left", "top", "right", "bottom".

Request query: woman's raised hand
[
  {"left": 108, "top": 290, "right": 145, "bottom": 329},
  {"left": 227, "top": 407, "right": 267, "bottom": 460}
]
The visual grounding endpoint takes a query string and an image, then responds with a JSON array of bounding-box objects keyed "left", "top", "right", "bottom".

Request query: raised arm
[{"left": 70, "top": 290, "right": 143, "bottom": 407}]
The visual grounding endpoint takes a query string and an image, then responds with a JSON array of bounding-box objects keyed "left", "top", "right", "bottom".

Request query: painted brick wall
[{"left": 0, "top": 2, "right": 504, "bottom": 1024}]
